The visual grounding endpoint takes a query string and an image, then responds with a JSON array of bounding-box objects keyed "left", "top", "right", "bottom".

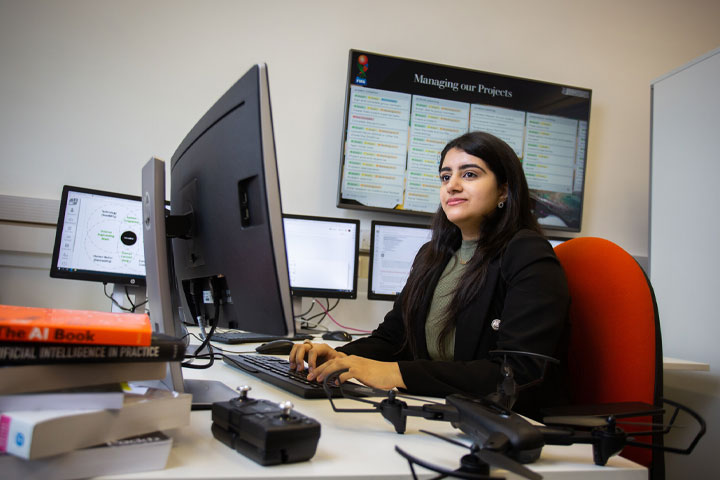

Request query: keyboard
[
  {"left": 222, "top": 354, "right": 376, "bottom": 399},
  {"left": 211, "top": 331, "right": 313, "bottom": 344}
]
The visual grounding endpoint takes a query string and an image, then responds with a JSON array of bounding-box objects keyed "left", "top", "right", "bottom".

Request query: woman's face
[{"left": 439, "top": 148, "right": 507, "bottom": 240}]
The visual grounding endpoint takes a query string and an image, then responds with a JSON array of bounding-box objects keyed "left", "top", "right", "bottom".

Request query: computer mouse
[
  {"left": 322, "top": 330, "right": 353, "bottom": 342},
  {"left": 255, "top": 339, "right": 295, "bottom": 355}
]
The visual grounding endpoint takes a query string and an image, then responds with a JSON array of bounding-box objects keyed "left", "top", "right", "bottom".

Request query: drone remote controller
[{"left": 211, "top": 386, "right": 321, "bottom": 465}]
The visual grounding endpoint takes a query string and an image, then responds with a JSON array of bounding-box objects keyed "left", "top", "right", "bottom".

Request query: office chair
[{"left": 553, "top": 237, "right": 664, "bottom": 479}]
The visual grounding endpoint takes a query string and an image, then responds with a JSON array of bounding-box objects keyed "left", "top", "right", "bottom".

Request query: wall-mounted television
[{"left": 336, "top": 50, "right": 592, "bottom": 232}]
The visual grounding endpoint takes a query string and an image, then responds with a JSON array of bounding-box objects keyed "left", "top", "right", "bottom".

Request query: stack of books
[{"left": 0, "top": 304, "right": 192, "bottom": 479}]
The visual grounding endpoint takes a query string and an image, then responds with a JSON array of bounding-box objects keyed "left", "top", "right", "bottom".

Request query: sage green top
[{"left": 425, "top": 239, "right": 478, "bottom": 361}]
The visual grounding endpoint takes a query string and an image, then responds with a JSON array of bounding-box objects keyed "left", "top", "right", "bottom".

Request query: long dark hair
[{"left": 400, "top": 131, "right": 541, "bottom": 356}]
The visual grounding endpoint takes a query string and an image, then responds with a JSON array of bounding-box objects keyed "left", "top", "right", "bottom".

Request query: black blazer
[{"left": 338, "top": 229, "right": 570, "bottom": 418}]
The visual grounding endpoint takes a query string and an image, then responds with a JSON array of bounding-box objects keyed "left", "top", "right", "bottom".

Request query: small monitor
[
  {"left": 50, "top": 185, "right": 145, "bottom": 287},
  {"left": 283, "top": 214, "right": 360, "bottom": 299},
  {"left": 368, "top": 220, "right": 432, "bottom": 301}
]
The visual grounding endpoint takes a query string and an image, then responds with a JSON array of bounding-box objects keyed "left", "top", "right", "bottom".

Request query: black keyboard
[
  {"left": 211, "top": 331, "right": 313, "bottom": 344},
  {"left": 222, "top": 354, "right": 375, "bottom": 399}
]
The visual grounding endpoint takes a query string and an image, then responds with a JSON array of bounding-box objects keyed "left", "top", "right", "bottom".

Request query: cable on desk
[
  {"left": 313, "top": 297, "right": 372, "bottom": 334},
  {"left": 182, "top": 280, "right": 220, "bottom": 369},
  {"left": 297, "top": 298, "right": 338, "bottom": 331}
]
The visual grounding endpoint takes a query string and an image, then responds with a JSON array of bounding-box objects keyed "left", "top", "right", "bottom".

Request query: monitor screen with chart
[
  {"left": 336, "top": 50, "right": 592, "bottom": 232},
  {"left": 50, "top": 185, "right": 146, "bottom": 287}
]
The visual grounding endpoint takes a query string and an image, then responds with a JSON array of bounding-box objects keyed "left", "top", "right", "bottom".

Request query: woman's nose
[{"left": 445, "top": 174, "right": 461, "bottom": 191}]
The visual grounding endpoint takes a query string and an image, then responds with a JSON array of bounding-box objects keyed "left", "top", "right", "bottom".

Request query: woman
[{"left": 290, "top": 131, "right": 570, "bottom": 417}]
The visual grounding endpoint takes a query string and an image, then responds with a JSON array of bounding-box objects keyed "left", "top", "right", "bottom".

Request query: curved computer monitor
[
  {"left": 165, "top": 63, "right": 293, "bottom": 335},
  {"left": 142, "top": 64, "right": 295, "bottom": 408},
  {"left": 283, "top": 214, "right": 360, "bottom": 300},
  {"left": 367, "top": 220, "right": 432, "bottom": 301}
]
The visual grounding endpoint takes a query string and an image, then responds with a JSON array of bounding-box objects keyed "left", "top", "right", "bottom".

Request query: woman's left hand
[{"left": 307, "top": 354, "right": 406, "bottom": 390}]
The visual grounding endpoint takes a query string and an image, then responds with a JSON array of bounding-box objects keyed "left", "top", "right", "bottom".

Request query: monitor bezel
[
  {"left": 283, "top": 213, "right": 360, "bottom": 300},
  {"left": 367, "top": 219, "right": 432, "bottom": 301},
  {"left": 49, "top": 185, "right": 146, "bottom": 287}
]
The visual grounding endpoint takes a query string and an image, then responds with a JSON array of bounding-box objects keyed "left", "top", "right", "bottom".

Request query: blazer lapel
[{"left": 453, "top": 258, "right": 502, "bottom": 360}]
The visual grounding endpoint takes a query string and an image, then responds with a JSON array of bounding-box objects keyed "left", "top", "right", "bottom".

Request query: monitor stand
[
  {"left": 142, "top": 157, "right": 237, "bottom": 410},
  {"left": 110, "top": 284, "right": 146, "bottom": 313}
]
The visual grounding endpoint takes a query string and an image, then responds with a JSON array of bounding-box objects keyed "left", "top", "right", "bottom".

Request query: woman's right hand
[{"left": 288, "top": 341, "right": 346, "bottom": 372}]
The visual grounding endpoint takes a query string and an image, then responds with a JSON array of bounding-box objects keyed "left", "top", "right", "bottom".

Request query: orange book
[{"left": 0, "top": 305, "right": 152, "bottom": 346}]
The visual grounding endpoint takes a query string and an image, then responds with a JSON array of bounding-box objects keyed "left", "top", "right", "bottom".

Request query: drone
[{"left": 321, "top": 350, "right": 706, "bottom": 480}]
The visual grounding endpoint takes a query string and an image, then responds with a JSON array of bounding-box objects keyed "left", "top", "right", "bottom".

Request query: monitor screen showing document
[
  {"left": 368, "top": 220, "right": 432, "bottom": 300},
  {"left": 50, "top": 185, "right": 145, "bottom": 286},
  {"left": 283, "top": 214, "right": 360, "bottom": 299}
]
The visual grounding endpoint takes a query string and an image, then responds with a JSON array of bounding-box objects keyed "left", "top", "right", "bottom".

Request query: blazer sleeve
[{"left": 397, "top": 231, "right": 569, "bottom": 399}]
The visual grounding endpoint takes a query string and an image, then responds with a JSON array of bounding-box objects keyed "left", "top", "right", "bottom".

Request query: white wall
[{"left": 2, "top": 0, "right": 720, "bottom": 246}]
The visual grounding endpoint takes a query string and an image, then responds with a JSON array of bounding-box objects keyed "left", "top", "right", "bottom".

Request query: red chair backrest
[{"left": 554, "top": 237, "right": 662, "bottom": 471}]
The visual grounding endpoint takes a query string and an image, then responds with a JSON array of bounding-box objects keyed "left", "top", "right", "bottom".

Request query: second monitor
[
  {"left": 368, "top": 220, "right": 432, "bottom": 301},
  {"left": 283, "top": 214, "right": 360, "bottom": 302}
]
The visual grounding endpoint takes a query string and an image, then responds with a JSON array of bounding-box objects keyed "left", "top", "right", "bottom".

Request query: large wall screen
[{"left": 336, "top": 50, "right": 592, "bottom": 231}]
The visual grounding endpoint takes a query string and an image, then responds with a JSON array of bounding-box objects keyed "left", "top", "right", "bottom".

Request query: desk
[
  {"left": 663, "top": 357, "right": 710, "bottom": 371},
  {"left": 99, "top": 341, "right": 646, "bottom": 480}
]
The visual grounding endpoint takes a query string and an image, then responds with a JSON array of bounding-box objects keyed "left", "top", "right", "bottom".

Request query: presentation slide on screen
[
  {"left": 341, "top": 85, "right": 586, "bottom": 214},
  {"left": 55, "top": 192, "right": 145, "bottom": 276}
]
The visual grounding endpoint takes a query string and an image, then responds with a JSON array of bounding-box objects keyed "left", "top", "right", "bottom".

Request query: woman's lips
[{"left": 446, "top": 198, "right": 465, "bottom": 206}]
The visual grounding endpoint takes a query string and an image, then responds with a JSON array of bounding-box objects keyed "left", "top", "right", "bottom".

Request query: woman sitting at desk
[{"left": 289, "top": 131, "right": 570, "bottom": 417}]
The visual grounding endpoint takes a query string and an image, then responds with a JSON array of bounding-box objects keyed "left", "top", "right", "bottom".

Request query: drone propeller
[
  {"left": 396, "top": 429, "right": 542, "bottom": 480},
  {"left": 474, "top": 446, "right": 542, "bottom": 480},
  {"left": 395, "top": 445, "right": 504, "bottom": 480}
]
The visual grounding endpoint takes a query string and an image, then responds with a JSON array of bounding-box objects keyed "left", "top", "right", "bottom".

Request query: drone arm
[
  {"left": 537, "top": 425, "right": 595, "bottom": 445},
  {"left": 378, "top": 402, "right": 460, "bottom": 434},
  {"left": 416, "top": 403, "right": 460, "bottom": 423},
  {"left": 537, "top": 425, "right": 625, "bottom": 466}
]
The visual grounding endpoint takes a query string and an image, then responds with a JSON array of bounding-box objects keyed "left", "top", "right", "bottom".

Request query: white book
[
  {"left": 0, "top": 431, "right": 172, "bottom": 480},
  {"left": 0, "top": 385, "right": 125, "bottom": 412},
  {"left": 0, "top": 387, "right": 190, "bottom": 460},
  {"left": 0, "top": 361, "right": 168, "bottom": 395}
]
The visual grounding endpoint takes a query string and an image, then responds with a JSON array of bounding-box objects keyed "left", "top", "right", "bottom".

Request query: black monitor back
[{"left": 169, "top": 64, "right": 293, "bottom": 335}]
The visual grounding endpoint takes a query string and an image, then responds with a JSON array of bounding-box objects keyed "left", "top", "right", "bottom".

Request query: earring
[{"left": 498, "top": 201, "right": 505, "bottom": 209}]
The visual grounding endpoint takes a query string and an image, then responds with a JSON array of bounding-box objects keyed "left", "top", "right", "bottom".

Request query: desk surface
[
  {"left": 663, "top": 356, "right": 710, "bottom": 371},
  {"left": 101, "top": 341, "right": 646, "bottom": 480}
]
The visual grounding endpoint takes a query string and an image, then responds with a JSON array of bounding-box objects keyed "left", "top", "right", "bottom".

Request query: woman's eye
[
  {"left": 463, "top": 171, "right": 477, "bottom": 178},
  {"left": 440, "top": 174, "right": 450, "bottom": 182}
]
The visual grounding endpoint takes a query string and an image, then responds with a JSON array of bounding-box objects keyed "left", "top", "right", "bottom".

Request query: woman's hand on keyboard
[
  {"left": 288, "top": 341, "right": 346, "bottom": 372},
  {"left": 308, "top": 355, "right": 406, "bottom": 391}
]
